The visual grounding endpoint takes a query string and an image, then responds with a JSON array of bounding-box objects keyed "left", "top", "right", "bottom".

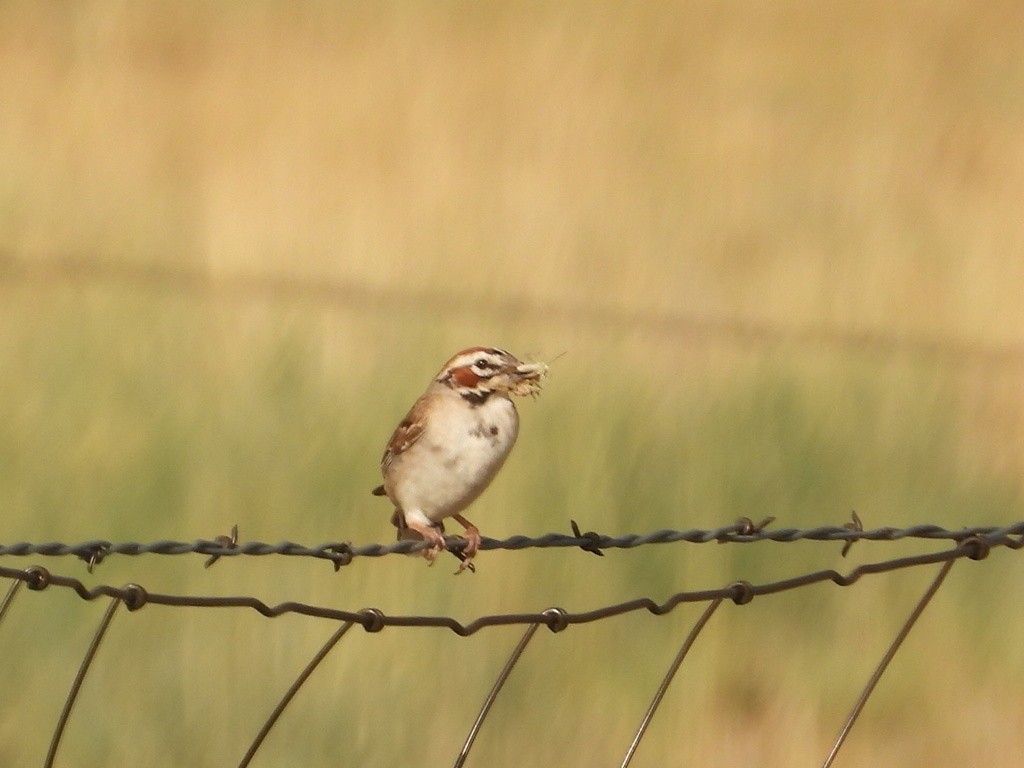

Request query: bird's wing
[{"left": 378, "top": 394, "right": 430, "bottom": 478}]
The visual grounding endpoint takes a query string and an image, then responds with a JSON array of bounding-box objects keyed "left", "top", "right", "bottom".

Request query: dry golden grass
[{"left": 1, "top": 2, "right": 1023, "bottom": 766}]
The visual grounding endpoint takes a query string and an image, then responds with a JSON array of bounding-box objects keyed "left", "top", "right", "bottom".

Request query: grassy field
[{"left": 1, "top": 2, "right": 1023, "bottom": 766}]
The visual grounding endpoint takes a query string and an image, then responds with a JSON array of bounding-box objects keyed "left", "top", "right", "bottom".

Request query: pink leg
[
  {"left": 452, "top": 514, "right": 481, "bottom": 573},
  {"left": 403, "top": 519, "right": 446, "bottom": 565}
]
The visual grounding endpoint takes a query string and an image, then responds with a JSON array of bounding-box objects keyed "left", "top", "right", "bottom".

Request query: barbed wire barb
[
  {"left": 1, "top": 532, "right": 1020, "bottom": 638},
  {"left": 3, "top": 520, "right": 1024, "bottom": 569},
  {"left": 1, "top": 525, "right": 1020, "bottom": 766}
]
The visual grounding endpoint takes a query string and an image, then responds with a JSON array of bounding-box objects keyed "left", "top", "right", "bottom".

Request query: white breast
[{"left": 391, "top": 393, "right": 520, "bottom": 523}]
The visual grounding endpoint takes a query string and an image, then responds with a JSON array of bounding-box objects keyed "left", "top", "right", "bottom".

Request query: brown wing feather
[{"left": 378, "top": 394, "right": 430, "bottom": 478}]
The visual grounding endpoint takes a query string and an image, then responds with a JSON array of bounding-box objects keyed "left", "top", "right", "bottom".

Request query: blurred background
[{"left": 1, "top": 2, "right": 1023, "bottom": 766}]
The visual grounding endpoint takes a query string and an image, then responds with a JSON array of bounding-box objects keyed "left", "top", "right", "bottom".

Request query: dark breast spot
[{"left": 469, "top": 423, "right": 501, "bottom": 444}]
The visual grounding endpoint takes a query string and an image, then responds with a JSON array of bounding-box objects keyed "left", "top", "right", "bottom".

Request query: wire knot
[
  {"left": 24, "top": 565, "right": 51, "bottom": 591},
  {"left": 728, "top": 580, "right": 755, "bottom": 605},
  {"left": 959, "top": 535, "right": 990, "bottom": 561},
  {"left": 122, "top": 583, "right": 148, "bottom": 611},
  {"left": 542, "top": 607, "right": 569, "bottom": 633},
  {"left": 358, "top": 608, "right": 386, "bottom": 633}
]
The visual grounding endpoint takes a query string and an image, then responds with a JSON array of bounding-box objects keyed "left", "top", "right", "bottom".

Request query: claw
[
  {"left": 453, "top": 516, "right": 481, "bottom": 575},
  {"left": 421, "top": 528, "right": 446, "bottom": 565},
  {"left": 399, "top": 516, "right": 447, "bottom": 565}
]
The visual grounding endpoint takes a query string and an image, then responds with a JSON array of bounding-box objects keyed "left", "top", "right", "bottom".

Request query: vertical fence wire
[
  {"left": 821, "top": 558, "right": 956, "bottom": 768},
  {"left": 238, "top": 620, "right": 355, "bottom": 768},
  {"left": 453, "top": 622, "right": 544, "bottom": 768},
  {"left": 44, "top": 595, "right": 123, "bottom": 768},
  {"left": 0, "top": 578, "right": 23, "bottom": 630},
  {"left": 0, "top": 528, "right": 1017, "bottom": 767},
  {"left": 620, "top": 597, "right": 726, "bottom": 768}
]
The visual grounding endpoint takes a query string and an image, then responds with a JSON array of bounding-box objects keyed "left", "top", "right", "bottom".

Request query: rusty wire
[{"left": 0, "top": 525, "right": 1020, "bottom": 768}]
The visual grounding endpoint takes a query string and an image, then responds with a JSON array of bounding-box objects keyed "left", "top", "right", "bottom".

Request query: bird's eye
[{"left": 474, "top": 358, "right": 491, "bottom": 369}]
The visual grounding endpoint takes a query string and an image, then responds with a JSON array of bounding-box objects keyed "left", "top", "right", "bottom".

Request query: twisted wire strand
[
  {"left": 2, "top": 521, "right": 1023, "bottom": 568},
  {"left": 1, "top": 522, "right": 1020, "bottom": 768},
  {"left": 0, "top": 529, "right": 1018, "bottom": 636}
]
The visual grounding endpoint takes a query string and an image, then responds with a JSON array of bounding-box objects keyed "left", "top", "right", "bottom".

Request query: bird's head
[{"left": 437, "top": 347, "right": 547, "bottom": 403}]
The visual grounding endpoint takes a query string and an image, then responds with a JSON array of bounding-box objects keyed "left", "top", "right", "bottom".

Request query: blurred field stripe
[{"left": 4, "top": 250, "right": 1022, "bottom": 370}]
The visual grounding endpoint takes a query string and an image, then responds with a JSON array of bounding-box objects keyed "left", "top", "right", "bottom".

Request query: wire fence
[{"left": 1, "top": 518, "right": 1023, "bottom": 767}]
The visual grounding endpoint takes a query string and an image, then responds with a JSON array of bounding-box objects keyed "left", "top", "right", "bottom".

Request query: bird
[{"left": 372, "top": 346, "right": 547, "bottom": 572}]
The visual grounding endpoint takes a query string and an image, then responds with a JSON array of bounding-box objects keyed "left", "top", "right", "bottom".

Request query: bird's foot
[
  {"left": 453, "top": 524, "right": 481, "bottom": 575},
  {"left": 401, "top": 520, "right": 447, "bottom": 566},
  {"left": 422, "top": 528, "right": 446, "bottom": 566}
]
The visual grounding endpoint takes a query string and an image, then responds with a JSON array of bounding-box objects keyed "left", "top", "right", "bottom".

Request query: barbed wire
[
  {"left": 4, "top": 519, "right": 1023, "bottom": 572},
  {"left": 2, "top": 522, "right": 1022, "bottom": 768},
  {"left": 0, "top": 523, "right": 1020, "bottom": 634}
]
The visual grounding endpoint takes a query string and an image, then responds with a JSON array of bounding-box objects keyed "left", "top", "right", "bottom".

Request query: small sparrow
[{"left": 372, "top": 347, "right": 547, "bottom": 572}]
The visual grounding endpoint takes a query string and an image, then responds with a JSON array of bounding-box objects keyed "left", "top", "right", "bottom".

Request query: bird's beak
[
  {"left": 510, "top": 360, "right": 548, "bottom": 380},
  {"left": 503, "top": 360, "right": 548, "bottom": 397}
]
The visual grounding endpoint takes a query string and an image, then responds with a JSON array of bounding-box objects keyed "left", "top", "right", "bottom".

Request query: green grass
[{"left": 1, "top": 2, "right": 1023, "bottom": 766}]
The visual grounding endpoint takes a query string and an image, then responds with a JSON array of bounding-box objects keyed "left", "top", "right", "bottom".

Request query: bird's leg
[
  {"left": 452, "top": 514, "right": 481, "bottom": 574},
  {"left": 401, "top": 518, "right": 447, "bottom": 565}
]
